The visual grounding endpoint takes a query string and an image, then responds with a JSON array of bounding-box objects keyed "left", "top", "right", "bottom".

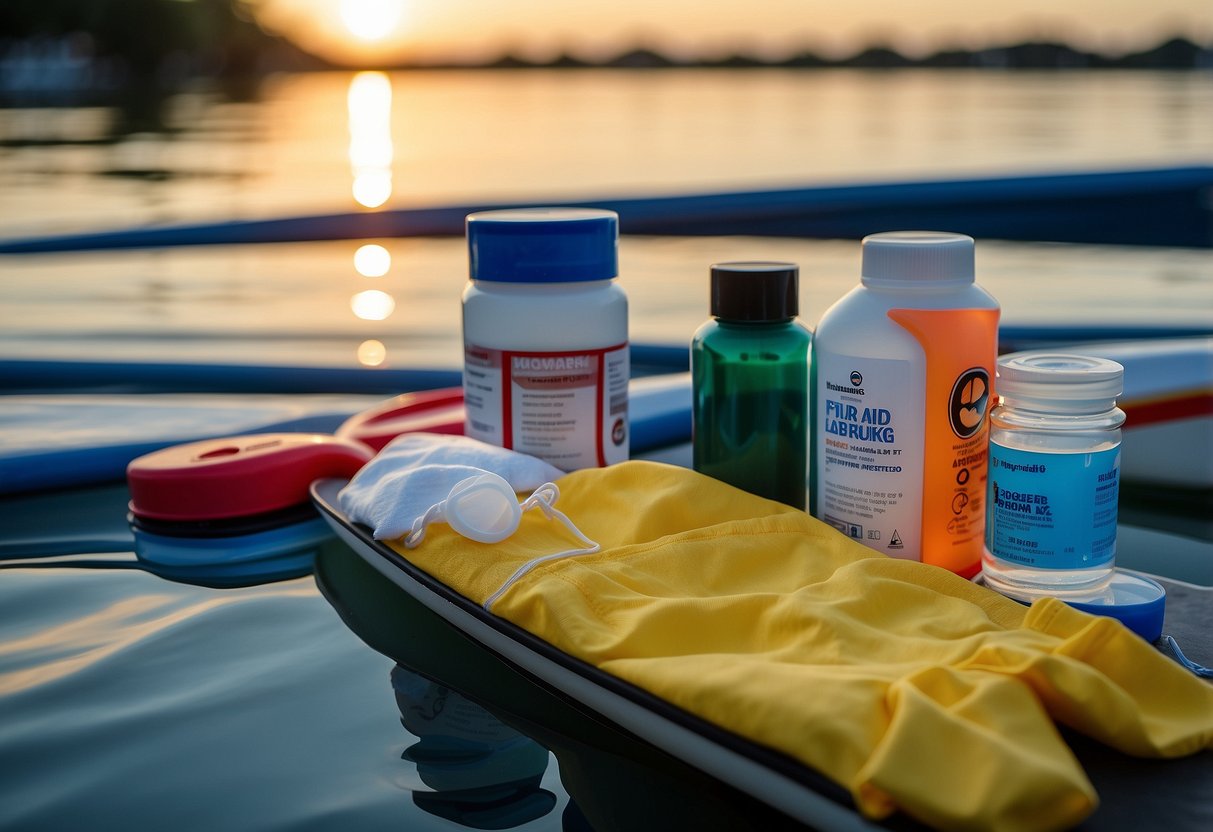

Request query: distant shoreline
[
  {"left": 380, "top": 37, "right": 1213, "bottom": 73},
  {"left": 4, "top": 1, "right": 1212, "bottom": 80},
  {"left": 1, "top": 26, "right": 1209, "bottom": 107}
]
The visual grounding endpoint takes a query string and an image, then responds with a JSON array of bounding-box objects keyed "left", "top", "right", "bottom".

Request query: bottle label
[
  {"left": 463, "top": 342, "right": 629, "bottom": 471},
  {"left": 816, "top": 356, "right": 924, "bottom": 559},
  {"left": 813, "top": 306, "right": 998, "bottom": 575},
  {"left": 886, "top": 307, "right": 999, "bottom": 576},
  {"left": 985, "top": 443, "right": 1120, "bottom": 569}
]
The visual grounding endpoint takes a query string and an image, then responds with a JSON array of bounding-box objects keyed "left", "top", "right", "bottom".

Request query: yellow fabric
[{"left": 388, "top": 460, "right": 1213, "bottom": 831}]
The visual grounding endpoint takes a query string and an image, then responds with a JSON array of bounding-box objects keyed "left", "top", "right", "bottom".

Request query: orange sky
[{"left": 250, "top": 0, "right": 1213, "bottom": 66}]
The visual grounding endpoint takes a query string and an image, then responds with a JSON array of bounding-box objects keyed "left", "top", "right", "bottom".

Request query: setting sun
[
  {"left": 339, "top": 0, "right": 406, "bottom": 42},
  {"left": 252, "top": 0, "right": 421, "bottom": 64}
]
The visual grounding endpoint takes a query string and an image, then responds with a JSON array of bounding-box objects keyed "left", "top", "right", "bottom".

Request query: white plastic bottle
[
  {"left": 462, "top": 208, "right": 629, "bottom": 471},
  {"left": 811, "top": 232, "right": 1000, "bottom": 576},
  {"left": 982, "top": 353, "right": 1125, "bottom": 600}
]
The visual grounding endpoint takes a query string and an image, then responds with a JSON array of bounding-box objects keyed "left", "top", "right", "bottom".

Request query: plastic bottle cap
[
  {"left": 982, "top": 570, "right": 1166, "bottom": 642},
  {"left": 467, "top": 208, "right": 618, "bottom": 283},
  {"left": 996, "top": 353, "right": 1125, "bottom": 403},
  {"left": 709, "top": 261, "right": 799, "bottom": 322},
  {"left": 1065, "top": 571, "right": 1166, "bottom": 642},
  {"left": 860, "top": 231, "right": 975, "bottom": 285}
]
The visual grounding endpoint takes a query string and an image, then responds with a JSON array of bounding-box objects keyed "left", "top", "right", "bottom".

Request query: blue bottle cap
[
  {"left": 1064, "top": 571, "right": 1166, "bottom": 642},
  {"left": 467, "top": 208, "right": 618, "bottom": 283}
]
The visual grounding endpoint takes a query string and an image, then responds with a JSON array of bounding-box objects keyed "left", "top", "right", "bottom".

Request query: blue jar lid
[
  {"left": 1065, "top": 571, "right": 1166, "bottom": 642},
  {"left": 467, "top": 208, "right": 618, "bottom": 283}
]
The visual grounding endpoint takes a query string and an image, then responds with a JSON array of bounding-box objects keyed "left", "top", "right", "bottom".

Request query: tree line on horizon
[
  {"left": 430, "top": 37, "right": 1211, "bottom": 72},
  {"left": 0, "top": 0, "right": 1209, "bottom": 86}
]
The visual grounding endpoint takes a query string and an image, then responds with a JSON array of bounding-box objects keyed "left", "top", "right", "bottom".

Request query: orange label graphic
[{"left": 887, "top": 308, "right": 999, "bottom": 576}]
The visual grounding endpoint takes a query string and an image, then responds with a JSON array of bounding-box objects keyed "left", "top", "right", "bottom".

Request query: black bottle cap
[{"left": 710, "top": 262, "right": 799, "bottom": 322}]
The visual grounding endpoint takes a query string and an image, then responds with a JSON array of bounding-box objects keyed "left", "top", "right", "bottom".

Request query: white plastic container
[
  {"left": 982, "top": 353, "right": 1125, "bottom": 600},
  {"left": 811, "top": 232, "right": 1000, "bottom": 576},
  {"left": 462, "top": 208, "right": 629, "bottom": 471}
]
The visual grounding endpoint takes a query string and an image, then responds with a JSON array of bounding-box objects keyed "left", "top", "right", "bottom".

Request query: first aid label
[{"left": 816, "top": 356, "right": 923, "bottom": 559}]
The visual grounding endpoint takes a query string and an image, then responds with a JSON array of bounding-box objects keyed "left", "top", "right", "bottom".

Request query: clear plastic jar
[{"left": 981, "top": 353, "right": 1126, "bottom": 601}]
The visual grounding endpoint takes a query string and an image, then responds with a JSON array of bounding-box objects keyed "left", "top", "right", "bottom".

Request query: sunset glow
[
  {"left": 252, "top": 0, "right": 1212, "bottom": 67},
  {"left": 339, "top": 0, "right": 406, "bottom": 42}
]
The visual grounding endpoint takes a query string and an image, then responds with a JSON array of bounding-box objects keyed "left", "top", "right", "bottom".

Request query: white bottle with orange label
[{"left": 810, "top": 232, "right": 999, "bottom": 577}]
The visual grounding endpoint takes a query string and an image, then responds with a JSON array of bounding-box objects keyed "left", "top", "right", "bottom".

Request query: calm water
[
  {"left": 2, "top": 69, "right": 1212, "bottom": 235},
  {"left": 1, "top": 70, "right": 1211, "bottom": 831},
  {"left": 1, "top": 69, "right": 1211, "bottom": 371}
]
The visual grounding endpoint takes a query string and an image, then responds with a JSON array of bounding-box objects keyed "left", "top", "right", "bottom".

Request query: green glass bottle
[{"left": 692, "top": 262, "right": 811, "bottom": 509}]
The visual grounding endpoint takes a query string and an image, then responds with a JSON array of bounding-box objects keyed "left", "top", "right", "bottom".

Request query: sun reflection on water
[
  {"left": 348, "top": 71, "right": 393, "bottom": 208},
  {"left": 357, "top": 338, "right": 388, "bottom": 366},
  {"left": 351, "top": 289, "right": 396, "bottom": 321},
  {"left": 354, "top": 243, "right": 392, "bottom": 277}
]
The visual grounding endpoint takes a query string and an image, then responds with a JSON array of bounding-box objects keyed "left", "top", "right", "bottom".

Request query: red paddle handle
[
  {"left": 335, "top": 387, "right": 466, "bottom": 451},
  {"left": 128, "top": 434, "right": 374, "bottom": 522}
]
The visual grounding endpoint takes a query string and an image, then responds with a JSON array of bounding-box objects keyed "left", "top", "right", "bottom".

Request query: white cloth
[{"left": 338, "top": 433, "right": 565, "bottom": 540}]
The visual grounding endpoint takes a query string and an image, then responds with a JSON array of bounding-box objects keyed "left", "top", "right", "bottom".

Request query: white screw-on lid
[
  {"left": 996, "top": 353, "right": 1124, "bottom": 410},
  {"left": 861, "top": 231, "right": 975, "bottom": 285}
]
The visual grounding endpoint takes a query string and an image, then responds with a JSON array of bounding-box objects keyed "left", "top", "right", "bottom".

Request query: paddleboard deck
[
  {"left": 311, "top": 477, "right": 882, "bottom": 830},
  {"left": 310, "top": 478, "right": 1212, "bottom": 831}
]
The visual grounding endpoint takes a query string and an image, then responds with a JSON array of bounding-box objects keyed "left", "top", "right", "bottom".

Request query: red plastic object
[
  {"left": 127, "top": 433, "right": 374, "bottom": 522},
  {"left": 336, "top": 387, "right": 465, "bottom": 452}
]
